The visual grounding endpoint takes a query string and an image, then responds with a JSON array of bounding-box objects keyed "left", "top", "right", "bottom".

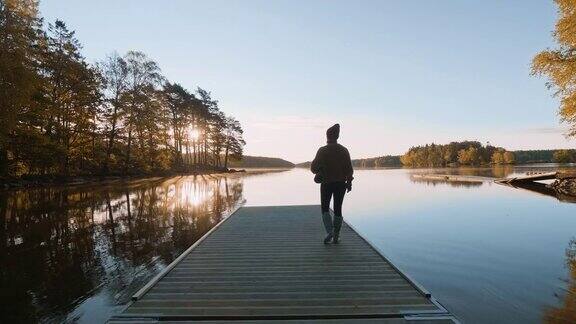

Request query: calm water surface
[{"left": 1, "top": 166, "right": 575, "bottom": 323}]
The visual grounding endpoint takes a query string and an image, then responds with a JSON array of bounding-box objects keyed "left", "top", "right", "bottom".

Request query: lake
[{"left": 1, "top": 166, "right": 575, "bottom": 323}]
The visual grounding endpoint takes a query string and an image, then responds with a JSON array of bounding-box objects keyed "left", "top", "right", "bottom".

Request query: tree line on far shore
[
  {"left": 1, "top": 1, "right": 245, "bottom": 179},
  {"left": 296, "top": 146, "right": 575, "bottom": 169},
  {"left": 400, "top": 141, "right": 515, "bottom": 168},
  {"left": 514, "top": 149, "right": 576, "bottom": 164},
  {"left": 352, "top": 156, "right": 401, "bottom": 168},
  {"left": 553, "top": 150, "right": 576, "bottom": 163}
]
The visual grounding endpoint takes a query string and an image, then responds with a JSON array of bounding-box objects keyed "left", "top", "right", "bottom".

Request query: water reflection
[
  {"left": 499, "top": 182, "right": 576, "bottom": 204},
  {"left": 0, "top": 174, "right": 244, "bottom": 323},
  {"left": 545, "top": 238, "right": 576, "bottom": 323},
  {"left": 2, "top": 167, "right": 576, "bottom": 323},
  {"left": 424, "top": 164, "right": 572, "bottom": 179},
  {"left": 409, "top": 177, "right": 484, "bottom": 188},
  {"left": 409, "top": 165, "right": 576, "bottom": 203},
  {"left": 425, "top": 165, "right": 515, "bottom": 178}
]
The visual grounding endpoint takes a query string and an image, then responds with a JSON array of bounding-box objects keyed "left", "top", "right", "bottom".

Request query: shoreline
[
  {"left": 410, "top": 173, "right": 492, "bottom": 183},
  {"left": 0, "top": 168, "right": 248, "bottom": 190},
  {"left": 412, "top": 171, "right": 576, "bottom": 197}
]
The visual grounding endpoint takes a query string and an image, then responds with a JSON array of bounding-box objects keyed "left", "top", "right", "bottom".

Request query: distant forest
[
  {"left": 352, "top": 156, "right": 402, "bottom": 168},
  {"left": 514, "top": 150, "right": 576, "bottom": 164},
  {"left": 401, "top": 142, "right": 575, "bottom": 167},
  {"left": 0, "top": 2, "right": 245, "bottom": 179},
  {"left": 297, "top": 143, "right": 575, "bottom": 169},
  {"left": 296, "top": 155, "right": 401, "bottom": 169},
  {"left": 229, "top": 156, "right": 295, "bottom": 168},
  {"left": 400, "top": 141, "right": 514, "bottom": 167}
]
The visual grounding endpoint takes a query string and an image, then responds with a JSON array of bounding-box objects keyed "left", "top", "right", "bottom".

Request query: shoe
[
  {"left": 332, "top": 235, "right": 340, "bottom": 244},
  {"left": 324, "top": 234, "right": 333, "bottom": 244}
]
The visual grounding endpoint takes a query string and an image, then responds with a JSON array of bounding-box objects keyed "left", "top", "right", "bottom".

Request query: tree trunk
[
  {"left": 105, "top": 103, "right": 119, "bottom": 173},
  {"left": 172, "top": 121, "right": 179, "bottom": 167},
  {"left": 224, "top": 146, "right": 229, "bottom": 169},
  {"left": 0, "top": 146, "right": 8, "bottom": 178},
  {"left": 0, "top": 194, "right": 8, "bottom": 252},
  {"left": 125, "top": 127, "right": 132, "bottom": 174},
  {"left": 193, "top": 139, "right": 197, "bottom": 165},
  {"left": 185, "top": 141, "right": 190, "bottom": 168},
  {"left": 62, "top": 138, "right": 70, "bottom": 176}
]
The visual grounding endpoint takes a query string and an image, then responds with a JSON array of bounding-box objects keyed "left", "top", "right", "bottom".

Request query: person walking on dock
[{"left": 311, "top": 124, "right": 354, "bottom": 244}]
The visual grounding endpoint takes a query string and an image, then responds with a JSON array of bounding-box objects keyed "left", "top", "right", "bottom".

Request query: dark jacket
[{"left": 311, "top": 143, "right": 354, "bottom": 183}]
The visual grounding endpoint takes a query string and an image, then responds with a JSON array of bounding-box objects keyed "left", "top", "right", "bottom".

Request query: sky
[{"left": 40, "top": 0, "right": 573, "bottom": 163}]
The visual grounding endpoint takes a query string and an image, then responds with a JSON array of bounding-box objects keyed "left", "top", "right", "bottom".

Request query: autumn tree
[
  {"left": 209, "top": 110, "right": 227, "bottom": 167},
  {"left": 491, "top": 150, "right": 504, "bottom": 164},
  {"left": 122, "top": 51, "right": 165, "bottom": 172},
  {"left": 554, "top": 149, "right": 576, "bottom": 163},
  {"left": 503, "top": 151, "right": 515, "bottom": 164},
  {"left": 532, "top": 0, "right": 576, "bottom": 137},
  {"left": 98, "top": 53, "right": 128, "bottom": 172},
  {"left": 457, "top": 147, "right": 480, "bottom": 165},
  {"left": 400, "top": 141, "right": 499, "bottom": 167},
  {"left": 0, "top": 0, "right": 42, "bottom": 176},
  {"left": 544, "top": 238, "right": 576, "bottom": 323},
  {"left": 181, "top": 92, "right": 202, "bottom": 166},
  {"left": 39, "top": 20, "right": 102, "bottom": 174},
  {"left": 223, "top": 117, "right": 245, "bottom": 169},
  {"left": 0, "top": 4, "right": 245, "bottom": 178},
  {"left": 196, "top": 87, "right": 219, "bottom": 165},
  {"left": 491, "top": 149, "right": 515, "bottom": 164},
  {"left": 163, "top": 83, "right": 191, "bottom": 167}
]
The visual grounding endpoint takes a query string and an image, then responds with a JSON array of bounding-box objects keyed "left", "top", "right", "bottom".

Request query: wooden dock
[
  {"left": 109, "top": 205, "right": 457, "bottom": 323},
  {"left": 495, "top": 171, "right": 558, "bottom": 184},
  {"left": 411, "top": 174, "right": 490, "bottom": 183}
]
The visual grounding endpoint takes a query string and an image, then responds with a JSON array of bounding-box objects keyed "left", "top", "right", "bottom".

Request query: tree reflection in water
[
  {"left": 409, "top": 177, "right": 484, "bottom": 188},
  {"left": 545, "top": 238, "right": 576, "bottom": 323},
  {"left": 0, "top": 175, "right": 244, "bottom": 323},
  {"left": 423, "top": 166, "right": 515, "bottom": 179}
]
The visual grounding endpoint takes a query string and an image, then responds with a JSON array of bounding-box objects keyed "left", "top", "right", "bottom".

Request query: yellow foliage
[
  {"left": 554, "top": 0, "right": 576, "bottom": 47},
  {"left": 532, "top": 0, "right": 576, "bottom": 137},
  {"left": 544, "top": 239, "right": 576, "bottom": 323},
  {"left": 503, "top": 151, "right": 515, "bottom": 164},
  {"left": 491, "top": 151, "right": 504, "bottom": 164},
  {"left": 4, "top": 0, "right": 38, "bottom": 18}
]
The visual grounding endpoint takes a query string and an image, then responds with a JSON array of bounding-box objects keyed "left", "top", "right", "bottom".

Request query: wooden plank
[
  {"left": 145, "top": 284, "right": 416, "bottom": 293},
  {"left": 411, "top": 174, "right": 489, "bottom": 183},
  {"left": 344, "top": 213, "right": 432, "bottom": 299},
  {"left": 110, "top": 205, "right": 456, "bottom": 323},
  {"left": 162, "top": 272, "right": 399, "bottom": 279},
  {"left": 132, "top": 298, "right": 435, "bottom": 307},
  {"left": 140, "top": 291, "right": 423, "bottom": 300},
  {"left": 155, "top": 279, "right": 411, "bottom": 288},
  {"left": 130, "top": 202, "right": 245, "bottom": 301},
  {"left": 122, "top": 304, "right": 440, "bottom": 316},
  {"left": 108, "top": 318, "right": 456, "bottom": 324}
]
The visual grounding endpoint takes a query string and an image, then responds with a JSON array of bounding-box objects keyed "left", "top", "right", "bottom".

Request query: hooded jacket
[{"left": 310, "top": 124, "right": 354, "bottom": 183}]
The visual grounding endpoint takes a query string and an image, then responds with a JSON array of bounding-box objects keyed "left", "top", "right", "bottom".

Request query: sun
[{"left": 188, "top": 128, "right": 200, "bottom": 140}]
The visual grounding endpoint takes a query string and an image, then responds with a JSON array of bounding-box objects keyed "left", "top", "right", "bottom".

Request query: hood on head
[{"left": 326, "top": 124, "right": 340, "bottom": 142}]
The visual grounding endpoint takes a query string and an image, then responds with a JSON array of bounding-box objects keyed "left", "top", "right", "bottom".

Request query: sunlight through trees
[{"left": 0, "top": 1, "right": 244, "bottom": 178}]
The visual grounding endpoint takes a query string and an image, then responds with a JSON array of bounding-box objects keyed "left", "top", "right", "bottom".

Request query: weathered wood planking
[
  {"left": 495, "top": 172, "right": 558, "bottom": 184},
  {"left": 412, "top": 174, "right": 489, "bottom": 183},
  {"left": 109, "top": 318, "right": 458, "bottom": 323},
  {"left": 109, "top": 205, "right": 457, "bottom": 323}
]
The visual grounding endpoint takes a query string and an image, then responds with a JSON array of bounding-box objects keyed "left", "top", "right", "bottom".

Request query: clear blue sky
[{"left": 41, "top": 0, "right": 572, "bottom": 162}]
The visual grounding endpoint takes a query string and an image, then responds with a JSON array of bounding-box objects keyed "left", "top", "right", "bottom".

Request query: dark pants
[{"left": 320, "top": 181, "right": 346, "bottom": 237}]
